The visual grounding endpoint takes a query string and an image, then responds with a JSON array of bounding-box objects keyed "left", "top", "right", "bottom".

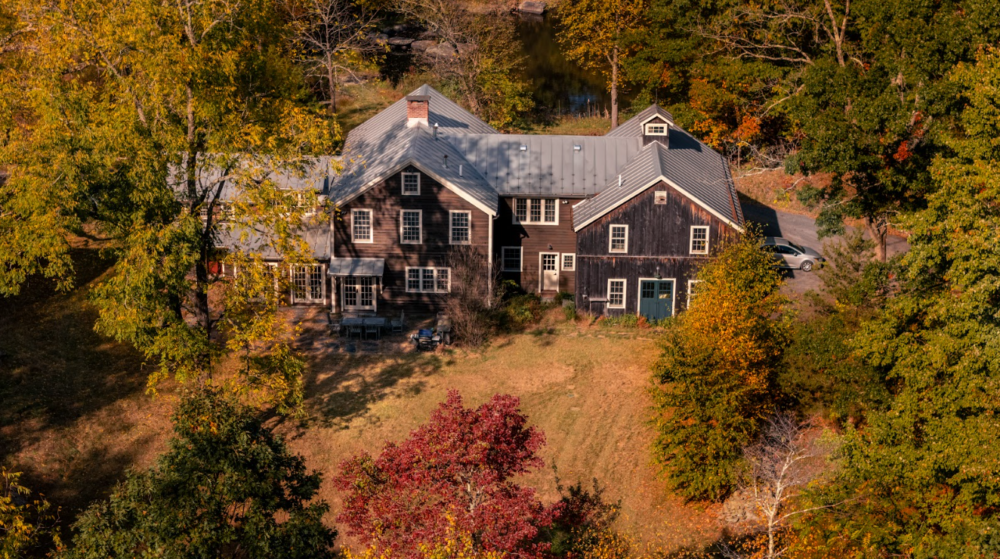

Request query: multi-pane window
[
  {"left": 352, "top": 209, "right": 372, "bottom": 243},
  {"left": 609, "top": 225, "right": 628, "bottom": 253},
  {"left": 562, "top": 253, "right": 576, "bottom": 271},
  {"left": 402, "top": 172, "right": 420, "bottom": 195},
  {"left": 687, "top": 279, "right": 702, "bottom": 306},
  {"left": 401, "top": 210, "right": 422, "bottom": 244},
  {"left": 406, "top": 267, "right": 450, "bottom": 293},
  {"left": 608, "top": 279, "right": 626, "bottom": 309},
  {"left": 645, "top": 123, "right": 668, "bottom": 135},
  {"left": 690, "top": 226, "right": 709, "bottom": 255},
  {"left": 291, "top": 264, "right": 324, "bottom": 302},
  {"left": 513, "top": 198, "right": 557, "bottom": 224},
  {"left": 342, "top": 276, "right": 375, "bottom": 309},
  {"left": 450, "top": 211, "right": 471, "bottom": 244},
  {"left": 502, "top": 247, "right": 522, "bottom": 272},
  {"left": 515, "top": 199, "right": 528, "bottom": 222}
]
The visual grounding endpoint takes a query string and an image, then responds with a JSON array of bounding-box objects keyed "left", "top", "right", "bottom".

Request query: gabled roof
[
  {"left": 440, "top": 133, "right": 643, "bottom": 197},
  {"left": 605, "top": 105, "right": 675, "bottom": 138},
  {"left": 332, "top": 125, "right": 498, "bottom": 215},
  {"left": 345, "top": 84, "right": 498, "bottom": 147},
  {"left": 572, "top": 136, "right": 744, "bottom": 231}
]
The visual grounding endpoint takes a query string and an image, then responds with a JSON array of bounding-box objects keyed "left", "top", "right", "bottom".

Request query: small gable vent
[{"left": 654, "top": 191, "right": 667, "bottom": 205}]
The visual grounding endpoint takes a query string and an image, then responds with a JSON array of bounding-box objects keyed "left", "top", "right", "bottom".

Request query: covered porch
[{"left": 328, "top": 257, "right": 385, "bottom": 314}]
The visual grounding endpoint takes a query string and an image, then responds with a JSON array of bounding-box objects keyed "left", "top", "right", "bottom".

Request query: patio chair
[
  {"left": 330, "top": 318, "right": 342, "bottom": 337},
  {"left": 347, "top": 324, "right": 362, "bottom": 339},
  {"left": 364, "top": 323, "right": 381, "bottom": 341}
]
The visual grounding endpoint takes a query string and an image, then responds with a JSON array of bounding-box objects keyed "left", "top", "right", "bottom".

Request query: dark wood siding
[
  {"left": 334, "top": 166, "right": 492, "bottom": 313},
  {"left": 575, "top": 180, "right": 738, "bottom": 315},
  {"left": 492, "top": 197, "right": 578, "bottom": 294}
]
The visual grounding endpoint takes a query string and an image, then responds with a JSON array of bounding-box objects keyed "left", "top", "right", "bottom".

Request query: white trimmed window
[
  {"left": 502, "top": 247, "right": 522, "bottom": 272},
  {"left": 608, "top": 279, "right": 626, "bottom": 309},
  {"left": 291, "top": 264, "right": 325, "bottom": 303},
  {"left": 512, "top": 198, "right": 557, "bottom": 225},
  {"left": 402, "top": 172, "right": 420, "bottom": 195},
  {"left": 609, "top": 224, "right": 628, "bottom": 253},
  {"left": 690, "top": 226, "right": 709, "bottom": 255},
  {"left": 400, "top": 210, "right": 422, "bottom": 244},
  {"left": 352, "top": 209, "right": 373, "bottom": 243},
  {"left": 406, "top": 267, "right": 450, "bottom": 293},
  {"left": 450, "top": 211, "right": 471, "bottom": 244},
  {"left": 645, "top": 123, "right": 668, "bottom": 135},
  {"left": 561, "top": 253, "right": 576, "bottom": 271},
  {"left": 687, "top": 279, "right": 702, "bottom": 306}
]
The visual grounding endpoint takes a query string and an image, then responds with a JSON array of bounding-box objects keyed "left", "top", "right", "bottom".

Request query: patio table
[{"left": 341, "top": 317, "right": 387, "bottom": 338}]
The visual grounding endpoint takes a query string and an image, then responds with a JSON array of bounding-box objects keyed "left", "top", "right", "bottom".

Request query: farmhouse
[{"left": 219, "top": 85, "right": 744, "bottom": 320}]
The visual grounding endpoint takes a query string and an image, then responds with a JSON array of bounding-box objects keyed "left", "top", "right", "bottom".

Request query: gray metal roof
[
  {"left": 331, "top": 125, "right": 498, "bottom": 214},
  {"left": 345, "top": 84, "right": 498, "bottom": 148},
  {"left": 169, "top": 156, "right": 336, "bottom": 202},
  {"left": 440, "top": 133, "right": 643, "bottom": 197},
  {"left": 328, "top": 257, "right": 385, "bottom": 276},
  {"left": 214, "top": 223, "right": 332, "bottom": 260},
  {"left": 572, "top": 135, "right": 743, "bottom": 231},
  {"left": 606, "top": 105, "right": 675, "bottom": 138}
]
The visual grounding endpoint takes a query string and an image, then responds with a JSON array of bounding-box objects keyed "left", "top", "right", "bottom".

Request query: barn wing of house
[{"left": 214, "top": 84, "right": 744, "bottom": 320}]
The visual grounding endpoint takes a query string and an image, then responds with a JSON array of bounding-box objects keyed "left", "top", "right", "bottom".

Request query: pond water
[{"left": 514, "top": 15, "right": 612, "bottom": 115}]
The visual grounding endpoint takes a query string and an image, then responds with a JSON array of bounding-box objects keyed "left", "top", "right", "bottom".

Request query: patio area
[{"left": 287, "top": 307, "right": 452, "bottom": 355}]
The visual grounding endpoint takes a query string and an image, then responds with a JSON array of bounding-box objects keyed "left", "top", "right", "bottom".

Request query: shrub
[
  {"left": 599, "top": 314, "right": 639, "bottom": 328},
  {"left": 446, "top": 247, "right": 503, "bottom": 347},
  {"left": 563, "top": 302, "right": 577, "bottom": 321},
  {"left": 500, "top": 293, "right": 543, "bottom": 329}
]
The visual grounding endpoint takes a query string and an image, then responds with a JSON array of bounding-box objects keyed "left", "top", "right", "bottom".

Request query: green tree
[
  {"left": 651, "top": 230, "right": 788, "bottom": 500},
  {"left": 65, "top": 389, "right": 336, "bottom": 558},
  {"left": 790, "top": 47, "right": 1000, "bottom": 557},
  {"left": 0, "top": 0, "right": 337, "bottom": 409},
  {"left": 556, "top": 0, "right": 647, "bottom": 129},
  {"left": 698, "top": 0, "right": 1000, "bottom": 259}
]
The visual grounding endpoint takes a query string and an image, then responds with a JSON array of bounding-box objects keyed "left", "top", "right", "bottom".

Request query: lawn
[{"left": 0, "top": 250, "right": 722, "bottom": 554}]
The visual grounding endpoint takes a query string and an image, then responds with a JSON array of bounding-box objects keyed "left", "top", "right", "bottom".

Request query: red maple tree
[{"left": 335, "top": 391, "right": 561, "bottom": 558}]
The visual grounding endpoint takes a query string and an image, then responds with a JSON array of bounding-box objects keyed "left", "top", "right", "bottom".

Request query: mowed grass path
[
  {"left": 0, "top": 252, "right": 721, "bottom": 552},
  {"left": 287, "top": 318, "right": 722, "bottom": 552}
]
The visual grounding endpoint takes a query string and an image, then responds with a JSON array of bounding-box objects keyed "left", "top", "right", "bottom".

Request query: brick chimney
[{"left": 406, "top": 95, "right": 429, "bottom": 127}]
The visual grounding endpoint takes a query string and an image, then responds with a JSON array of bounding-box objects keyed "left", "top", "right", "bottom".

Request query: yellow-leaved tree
[
  {"left": 650, "top": 228, "right": 788, "bottom": 501},
  {"left": 556, "top": 0, "right": 647, "bottom": 129}
]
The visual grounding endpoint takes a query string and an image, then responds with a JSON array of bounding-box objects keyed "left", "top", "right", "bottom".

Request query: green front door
[{"left": 638, "top": 280, "right": 674, "bottom": 320}]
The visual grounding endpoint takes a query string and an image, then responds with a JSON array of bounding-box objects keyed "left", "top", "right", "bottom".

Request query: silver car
[{"left": 761, "top": 237, "right": 825, "bottom": 272}]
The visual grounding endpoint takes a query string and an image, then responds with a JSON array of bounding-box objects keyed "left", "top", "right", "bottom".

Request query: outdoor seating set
[{"left": 329, "top": 311, "right": 404, "bottom": 341}]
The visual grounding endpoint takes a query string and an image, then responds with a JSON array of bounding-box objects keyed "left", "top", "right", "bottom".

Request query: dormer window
[{"left": 645, "top": 123, "right": 668, "bottom": 136}]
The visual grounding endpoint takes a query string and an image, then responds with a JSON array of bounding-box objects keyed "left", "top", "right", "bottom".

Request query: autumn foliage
[
  {"left": 335, "top": 391, "right": 561, "bottom": 559},
  {"left": 650, "top": 229, "right": 788, "bottom": 500}
]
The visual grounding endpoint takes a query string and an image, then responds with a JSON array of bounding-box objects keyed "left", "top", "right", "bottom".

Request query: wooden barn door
[{"left": 639, "top": 279, "right": 674, "bottom": 320}]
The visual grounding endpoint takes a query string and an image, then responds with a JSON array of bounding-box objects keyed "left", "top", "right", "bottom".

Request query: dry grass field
[{"left": 0, "top": 250, "right": 723, "bottom": 554}]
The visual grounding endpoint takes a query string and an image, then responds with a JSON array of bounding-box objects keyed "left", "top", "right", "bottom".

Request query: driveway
[{"left": 740, "top": 202, "right": 908, "bottom": 300}]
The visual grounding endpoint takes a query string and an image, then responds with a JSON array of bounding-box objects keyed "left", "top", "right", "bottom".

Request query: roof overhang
[
  {"left": 573, "top": 175, "right": 744, "bottom": 233},
  {"left": 328, "top": 257, "right": 385, "bottom": 276},
  {"left": 333, "top": 159, "right": 498, "bottom": 217}
]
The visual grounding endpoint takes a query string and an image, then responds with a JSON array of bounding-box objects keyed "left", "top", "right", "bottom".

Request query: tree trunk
[
  {"left": 610, "top": 46, "right": 619, "bottom": 129},
  {"left": 327, "top": 55, "right": 337, "bottom": 115},
  {"left": 866, "top": 216, "right": 888, "bottom": 262},
  {"left": 186, "top": 85, "right": 212, "bottom": 361}
]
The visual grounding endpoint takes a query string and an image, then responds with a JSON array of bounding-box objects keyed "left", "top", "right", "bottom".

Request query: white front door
[
  {"left": 539, "top": 252, "right": 559, "bottom": 292},
  {"left": 342, "top": 276, "right": 376, "bottom": 311}
]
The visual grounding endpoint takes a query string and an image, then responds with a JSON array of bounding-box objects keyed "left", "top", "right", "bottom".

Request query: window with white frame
[
  {"left": 512, "top": 198, "right": 557, "bottom": 224},
  {"left": 502, "top": 247, "right": 522, "bottom": 272},
  {"left": 609, "top": 224, "right": 628, "bottom": 253},
  {"left": 608, "top": 279, "right": 626, "bottom": 309},
  {"left": 450, "top": 211, "right": 471, "bottom": 244},
  {"left": 406, "top": 267, "right": 450, "bottom": 293},
  {"left": 645, "top": 123, "right": 668, "bottom": 135},
  {"left": 352, "top": 209, "right": 373, "bottom": 243},
  {"left": 687, "top": 279, "right": 702, "bottom": 306},
  {"left": 400, "top": 210, "right": 422, "bottom": 244},
  {"left": 402, "top": 172, "right": 420, "bottom": 195},
  {"left": 291, "top": 264, "right": 325, "bottom": 302},
  {"left": 343, "top": 276, "right": 375, "bottom": 309},
  {"left": 561, "top": 253, "right": 576, "bottom": 271},
  {"left": 690, "top": 226, "right": 709, "bottom": 255}
]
